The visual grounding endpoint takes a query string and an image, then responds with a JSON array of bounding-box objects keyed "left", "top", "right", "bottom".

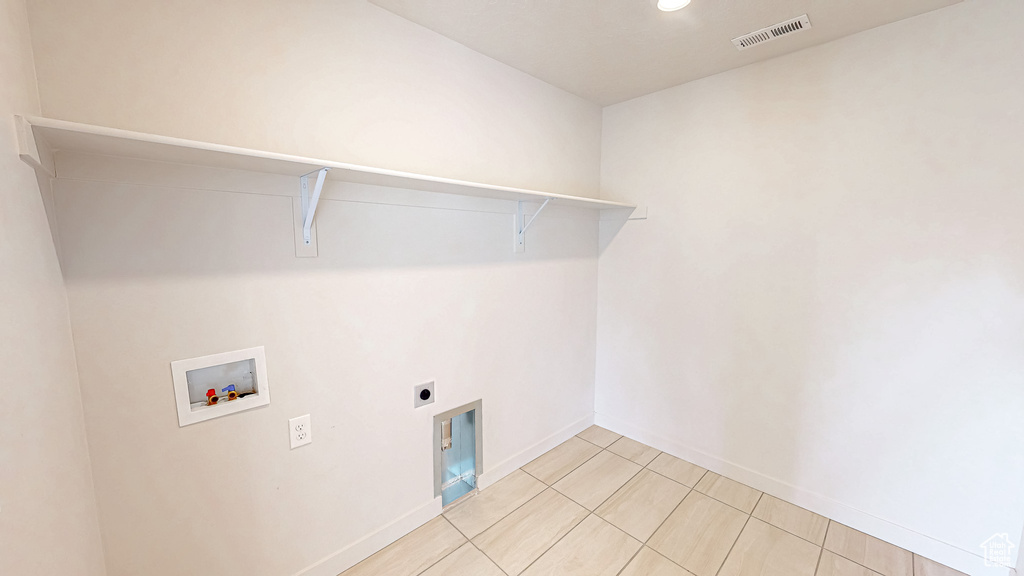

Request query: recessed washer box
[{"left": 170, "top": 346, "right": 270, "bottom": 427}]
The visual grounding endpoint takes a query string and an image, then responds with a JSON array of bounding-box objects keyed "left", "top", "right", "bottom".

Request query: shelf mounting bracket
[
  {"left": 514, "top": 198, "right": 552, "bottom": 253},
  {"left": 300, "top": 167, "right": 330, "bottom": 245}
]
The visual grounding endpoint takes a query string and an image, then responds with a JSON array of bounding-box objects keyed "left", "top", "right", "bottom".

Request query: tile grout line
[
  {"left": 699, "top": 494, "right": 757, "bottom": 516},
  {"left": 813, "top": 529, "right": 827, "bottom": 576},
  {"left": 440, "top": 515, "right": 510, "bottom": 576},
  {"left": 643, "top": 488, "right": 692, "bottom": 546},
  {"left": 545, "top": 435, "right": 612, "bottom": 483},
  {"left": 605, "top": 437, "right": 661, "bottom": 467},
  {"left": 611, "top": 544, "right": 645, "bottom": 576},
  {"left": 402, "top": 517, "right": 465, "bottom": 576},
  {"left": 644, "top": 455, "right": 834, "bottom": 548},
  {"left": 647, "top": 455, "right": 921, "bottom": 574},
  {"left": 819, "top": 520, "right": 902, "bottom": 575},
  {"left": 565, "top": 455, "right": 646, "bottom": 514},
  {"left": 748, "top": 494, "right": 830, "bottom": 548},
  {"left": 464, "top": 440, "right": 601, "bottom": 576},
  {"left": 469, "top": 485, "right": 587, "bottom": 575},
  {"left": 519, "top": 467, "right": 545, "bottom": 484},
  {"left": 463, "top": 436, "right": 616, "bottom": 573},
  {"left": 532, "top": 434, "right": 627, "bottom": 514},
  {"left": 473, "top": 542, "right": 510, "bottom": 576},
  {"left": 575, "top": 430, "right": 622, "bottom": 450},
  {"left": 638, "top": 490, "right": 698, "bottom": 575},
  {"left": 604, "top": 445, "right": 699, "bottom": 576},
  {"left": 636, "top": 439, "right": 860, "bottom": 556},
  {"left": 689, "top": 480, "right": 761, "bottom": 516},
  {"left": 749, "top": 487, "right": 765, "bottom": 506},
  {"left": 515, "top": 511, "right": 597, "bottom": 576},
  {"left": 694, "top": 470, "right": 922, "bottom": 575},
  {"left": 642, "top": 462, "right": 704, "bottom": 489},
  {"left": 464, "top": 484, "right": 551, "bottom": 545},
  {"left": 751, "top": 492, "right": 765, "bottom": 515},
  {"left": 757, "top": 517, "right": 828, "bottom": 549},
  {"left": 540, "top": 437, "right": 683, "bottom": 573},
  {"left": 824, "top": 549, "right": 891, "bottom": 575},
  {"left": 727, "top": 493, "right": 835, "bottom": 574},
  {"left": 650, "top": 546, "right": 700, "bottom": 576},
  {"left": 707, "top": 489, "right": 770, "bottom": 576},
  {"left": 617, "top": 443, "right": 706, "bottom": 575},
  {"left": 712, "top": 507, "right": 754, "bottom": 576}
]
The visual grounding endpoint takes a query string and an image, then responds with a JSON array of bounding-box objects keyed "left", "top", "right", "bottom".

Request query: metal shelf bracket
[
  {"left": 300, "top": 167, "right": 330, "bottom": 245},
  {"left": 514, "top": 198, "right": 552, "bottom": 253}
]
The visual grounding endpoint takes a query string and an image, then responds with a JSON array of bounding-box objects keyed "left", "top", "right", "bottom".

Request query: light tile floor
[{"left": 340, "top": 426, "right": 968, "bottom": 576}]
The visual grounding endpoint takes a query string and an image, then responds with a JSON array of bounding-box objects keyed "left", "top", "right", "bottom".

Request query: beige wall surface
[
  {"left": 0, "top": 0, "right": 107, "bottom": 574},
  {"left": 597, "top": 1, "right": 1024, "bottom": 574},
  {"left": 53, "top": 157, "right": 600, "bottom": 576},
  {"left": 25, "top": 0, "right": 603, "bottom": 198}
]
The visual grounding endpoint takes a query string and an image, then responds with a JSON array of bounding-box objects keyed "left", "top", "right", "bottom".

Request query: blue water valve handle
[{"left": 221, "top": 385, "right": 236, "bottom": 393}]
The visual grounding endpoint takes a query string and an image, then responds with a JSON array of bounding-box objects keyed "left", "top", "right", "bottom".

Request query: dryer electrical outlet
[{"left": 414, "top": 381, "right": 435, "bottom": 408}]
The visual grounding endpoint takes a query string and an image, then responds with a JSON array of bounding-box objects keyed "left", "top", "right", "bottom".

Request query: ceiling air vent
[{"left": 732, "top": 14, "right": 811, "bottom": 51}]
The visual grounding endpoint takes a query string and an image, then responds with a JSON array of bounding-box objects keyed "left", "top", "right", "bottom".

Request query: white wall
[
  {"left": 26, "top": 0, "right": 1021, "bottom": 574},
  {"left": 597, "top": 1, "right": 1024, "bottom": 574},
  {"left": 21, "top": 2, "right": 606, "bottom": 573},
  {"left": 0, "top": 0, "right": 107, "bottom": 574},
  {"left": 51, "top": 155, "right": 599, "bottom": 576},
  {"left": 25, "top": 0, "right": 602, "bottom": 198}
]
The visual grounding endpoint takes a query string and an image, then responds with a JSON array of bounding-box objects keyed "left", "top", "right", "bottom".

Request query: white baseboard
[
  {"left": 295, "top": 413, "right": 594, "bottom": 576},
  {"left": 294, "top": 497, "right": 442, "bottom": 576},
  {"left": 479, "top": 413, "right": 594, "bottom": 490},
  {"left": 594, "top": 413, "right": 1011, "bottom": 576}
]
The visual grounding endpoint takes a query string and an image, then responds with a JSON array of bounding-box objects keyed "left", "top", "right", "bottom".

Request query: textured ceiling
[{"left": 368, "top": 0, "right": 961, "bottom": 105}]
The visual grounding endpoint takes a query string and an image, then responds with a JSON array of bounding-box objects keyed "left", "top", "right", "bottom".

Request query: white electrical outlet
[{"left": 289, "top": 414, "right": 312, "bottom": 449}]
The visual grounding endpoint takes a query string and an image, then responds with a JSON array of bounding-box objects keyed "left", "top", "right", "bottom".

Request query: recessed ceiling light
[{"left": 658, "top": 0, "right": 691, "bottom": 11}]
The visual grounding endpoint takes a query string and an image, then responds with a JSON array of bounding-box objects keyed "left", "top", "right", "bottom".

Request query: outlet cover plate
[
  {"left": 289, "top": 414, "right": 312, "bottom": 449},
  {"left": 414, "top": 381, "right": 435, "bottom": 408}
]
